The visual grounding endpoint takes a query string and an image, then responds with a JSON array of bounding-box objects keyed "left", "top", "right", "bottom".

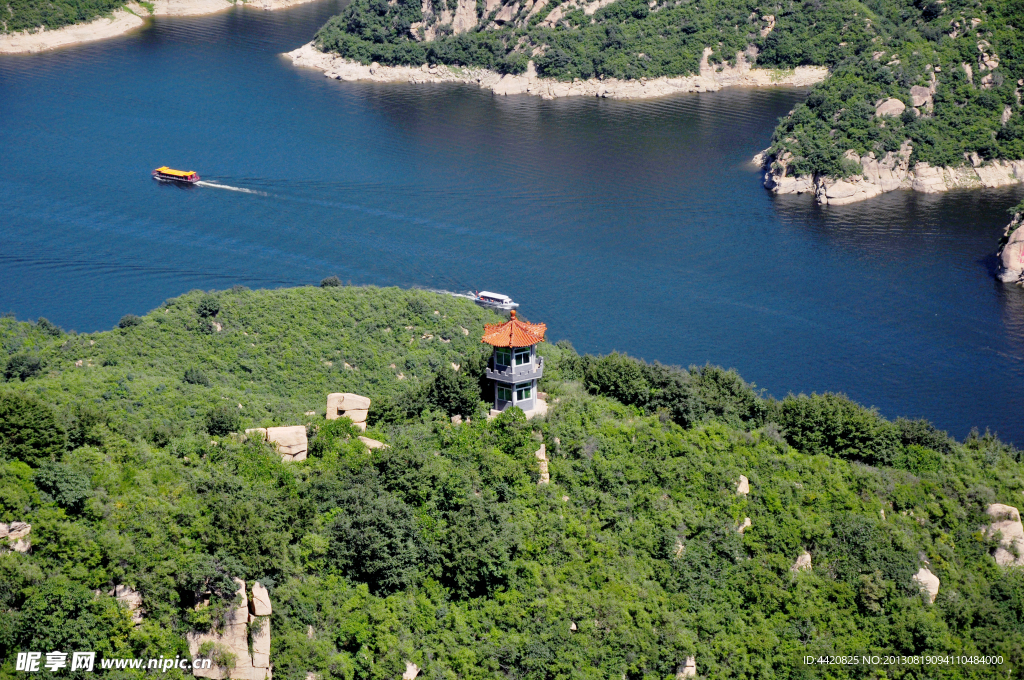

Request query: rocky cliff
[
  {"left": 757, "top": 140, "right": 1024, "bottom": 206},
  {"left": 998, "top": 212, "right": 1024, "bottom": 284}
]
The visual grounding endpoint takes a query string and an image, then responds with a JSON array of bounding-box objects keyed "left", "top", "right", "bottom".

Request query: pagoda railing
[{"left": 487, "top": 355, "right": 544, "bottom": 383}]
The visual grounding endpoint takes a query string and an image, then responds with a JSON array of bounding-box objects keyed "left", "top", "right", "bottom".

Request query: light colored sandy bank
[
  {"left": 0, "top": 6, "right": 145, "bottom": 54},
  {"left": 0, "top": 0, "right": 321, "bottom": 54},
  {"left": 286, "top": 42, "right": 828, "bottom": 100}
]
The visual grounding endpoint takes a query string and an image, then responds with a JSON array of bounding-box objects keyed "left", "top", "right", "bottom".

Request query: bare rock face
[
  {"left": 912, "top": 567, "right": 940, "bottom": 603},
  {"left": 326, "top": 393, "right": 371, "bottom": 431},
  {"left": 986, "top": 504, "right": 1024, "bottom": 566},
  {"left": 357, "top": 436, "right": 388, "bottom": 450},
  {"left": 875, "top": 98, "right": 906, "bottom": 117},
  {"left": 736, "top": 475, "right": 749, "bottom": 495},
  {"left": 535, "top": 444, "right": 550, "bottom": 485},
  {"left": 999, "top": 218, "right": 1024, "bottom": 283},
  {"left": 2, "top": 522, "right": 31, "bottom": 553},
  {"left": 402, "top": 662, "right": 420, "bottom": 680},
  {"left": 737, "top": 517, "right": 752, "bottom": 534},
  {"left": 250, "top": 582, "right": 272, "bottom": 616},
  {"left": 111, "top": 584, "right": 145, "bottom": 624},
  {"left": 791, "top": 551, "right": 812, "bottom": 572},
  {"left": 266, "top": 426, "right": 308, "bottom": 462},
  {"left": 187, "top": 579, "right": 272, "bottom": 680},
  {"left": 910, "top": 85, "right": 932, "bottom": 109},
  {"left": 676, "top": 656, "right": 696, "bottom": 678}
]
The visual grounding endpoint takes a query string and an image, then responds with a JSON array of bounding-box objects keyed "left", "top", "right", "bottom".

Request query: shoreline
[
  {"left": 0, "top": 0, "right": 321, "bottom": 54},
  {"left": 756, "top": 144, "right": 1024, "bottom": 206},
  {"left": 285, "top": 42, "right": 828, "bottom": 100}
]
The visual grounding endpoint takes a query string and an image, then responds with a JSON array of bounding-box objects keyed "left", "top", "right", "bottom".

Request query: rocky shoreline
[
  {"left": 0, "top": 0, "right": 320, "bottom": 54},
  {"left": 755, "top": 145, "right": 1024, "bottom": 206},
  {"left": 998, "top": 211, "right": 1024, "bottom": 284},
  {"left": 285, "top": 42, "right": 828, "bottom": 100}
]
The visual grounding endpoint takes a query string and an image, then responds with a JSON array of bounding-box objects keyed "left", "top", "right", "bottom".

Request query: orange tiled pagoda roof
[{"left": 481, "top": 310, "right": 547, "bottom": 348}]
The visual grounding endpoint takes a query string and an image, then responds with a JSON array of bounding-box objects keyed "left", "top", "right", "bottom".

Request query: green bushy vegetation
[
  {"left": 1, "top": 0, "right": 131, "bottom": 34},
  {"left": 1, "top": 285, "right": 1023, "bottom": 679}
]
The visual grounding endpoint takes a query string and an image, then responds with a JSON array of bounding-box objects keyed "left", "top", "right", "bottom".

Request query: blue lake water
[{"left": 2, "top": 2, "right": 1024, "bottom": 442}]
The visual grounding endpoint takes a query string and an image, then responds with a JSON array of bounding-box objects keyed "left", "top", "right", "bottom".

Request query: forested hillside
[
  {"left": 313, "top": 0, "right": 1024, "bottom": 176},
  {"left": 1, "top": 285, "right": 1023, "bottom": 678},
  {"left": 1, "top": 0, "right": 129, "bottom": 34}
]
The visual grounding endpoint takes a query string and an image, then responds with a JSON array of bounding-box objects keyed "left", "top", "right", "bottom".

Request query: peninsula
[
  {"left": 1, "top": 284, "right": 1022, "bottom": 677},
  {"left": 299, "top": 0, "right": 1024, "bottom": 204}
]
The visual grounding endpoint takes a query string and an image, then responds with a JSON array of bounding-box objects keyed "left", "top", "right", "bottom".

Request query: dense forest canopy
[
  {"left": 1, "top": 0, "right": 131, "bottom": 34},
  {"left": 1, "top": 285, "right": 1023, "bottom": 679},
  {"left": 313, "top": 0, "right": 1024, "bottom": 175}
]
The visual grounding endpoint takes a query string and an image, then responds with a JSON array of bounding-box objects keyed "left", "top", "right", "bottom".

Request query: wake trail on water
[{"left": 196, "top": 181, "right": 269, "bottom": 196}]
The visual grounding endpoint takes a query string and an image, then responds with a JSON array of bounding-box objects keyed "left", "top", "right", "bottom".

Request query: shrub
[
  {"left": 4, "top": 354, "right": 42, "bottom": 382},
  {"left": 35, "top": 317, "right": 63, "bottom": 337},
  {"left": 320, "top": 276, "right": 341, "bottom": 288},
  {"left": 585, "top": 352, "right": 650, "bottom": 406},
  {"left": 327, "top": 482, "right": 423, "bottom": 595},
  {"left": 34, "top": 462, "right": 91, "bottom": 514},
  {"left": 196, "top": 295, "right": 220, "bottom": 318},
  {"left": 184, "top": 368, "right": 211, "bottom": 386},
  {"left": 205, "top": 405, "right": 241, "bottom": 436},
  {"left": 118, "top": 314, "right": 143, "bottom": 329},
  {"left": 0, "top": 392, "right": 65, "bottom": 467},
  {"left": 774, "top": 393, "right": 901, "bottom": 465},
  {"left": 426, "top": 365, "right": 480, "bottom": 417}
]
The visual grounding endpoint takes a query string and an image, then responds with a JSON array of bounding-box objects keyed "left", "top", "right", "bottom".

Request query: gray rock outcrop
[
  {"left": 246, "top": 427, "right": 307, "bottom": 462},
  {"left": 998, "top": 215, "right": 1024, "bottom": 284},
  {"left": 875, "top": 98, "right": 906, "bottom": 117},
  {"left": 759, "top": 139, "right": 1024, "bottom": 206},
  {"left": 535, "top": 443, "right": 550, "bottom": 485},
  {"left": 357, "top": 436, "right": 388, "bottom": 450},
  {"left": 676, "top": 656, "right": 696, "bottom": 678},
  {"left": 1, "top": 522, "right": 31, "bottom": 553},
  {"left": 791, "top": 551, "right": 812, "bottom": 572},
  {"left": 986, "top": 504, "right": 1024, "bottom": 567},
  {"left": 187, "top": 579, "right": 272, "bottom": 680},
  {"left": 326, "top": 393, "right": 371, "bottom": 431},
  {"left": 111, "top": 584, "right": 144, "bottom": 624},
  {"left": 912, "top": 567, "right": 940, "bottom": 603}
]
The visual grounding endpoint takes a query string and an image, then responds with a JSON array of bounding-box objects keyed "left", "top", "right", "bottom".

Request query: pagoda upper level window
[
  {"left": 495, "top": 347, "right": 512, "bottom": 366},
  {"left": 514, "top": 347, "right": 531, "bottom": 366}
]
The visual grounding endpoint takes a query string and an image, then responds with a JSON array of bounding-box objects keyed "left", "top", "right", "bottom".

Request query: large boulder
[
  {"left": 986, "top": 504, "right": 1024, "bottom": 566},
  {"left": 326, "top": 393, "right": 371, "bottom": 431},
  {"left": 736, "top": 475, "right": 749, "bottom": 495},
  {"left": 676, "top": 656, "right": 696, "bottom": 678},
  {"left": 876, "top": 98, "right": 906, "bottom": 117},
  {"left": 912, "top": 567, "right": 940, "bottom": 603},
  {"left": 266, "top": 426, "right": 307, "bottom": 461},
  {"left": 910, "top": 85, "right": 932, "bottom": 108}
]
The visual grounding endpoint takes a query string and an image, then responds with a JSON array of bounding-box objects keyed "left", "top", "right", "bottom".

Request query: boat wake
[{"left": 195, "top": 181, "right": 268, "bottom": 196}]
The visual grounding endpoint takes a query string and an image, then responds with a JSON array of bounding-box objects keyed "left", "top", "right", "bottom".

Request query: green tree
[{"left": 0, "top": 392, "right": 64, "bottom": 466}]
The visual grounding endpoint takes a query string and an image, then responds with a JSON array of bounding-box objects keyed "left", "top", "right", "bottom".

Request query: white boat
[{"left": 473, "top": 291, "right": 519, "bottom": 310}]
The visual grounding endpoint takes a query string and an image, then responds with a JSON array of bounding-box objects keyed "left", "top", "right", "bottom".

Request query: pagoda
[{"left": 481, "top": 310, "right": 548, "bottom": 418}]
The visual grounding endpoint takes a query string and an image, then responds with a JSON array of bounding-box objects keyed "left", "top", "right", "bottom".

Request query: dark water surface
[{"left": 3, "top": 3, "right": 1024, "bottom": 442}]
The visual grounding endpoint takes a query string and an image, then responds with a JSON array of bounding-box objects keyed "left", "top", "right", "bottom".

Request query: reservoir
[{"left": 2, "top": 1, "right": 1023, "bottom": 443}]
